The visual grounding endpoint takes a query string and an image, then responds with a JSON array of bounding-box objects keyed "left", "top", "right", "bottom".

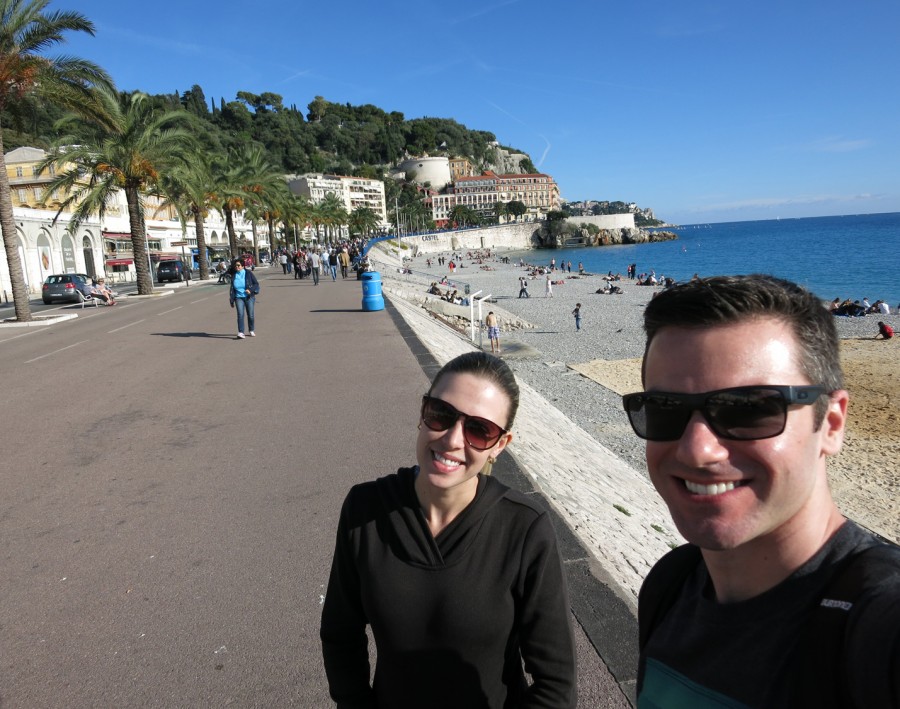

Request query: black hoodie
[{"left": 321, "top": 467, "right": 576, "bottom": 708}]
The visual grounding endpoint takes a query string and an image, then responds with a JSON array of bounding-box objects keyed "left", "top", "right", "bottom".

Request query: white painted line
[
  {"left": 190, "top": 297, "right": 211, "bottom": 304},
  {"left": 25, "top": 340, "right": 89, "bottom": 364},
  {"left": 108, "top": 319, "right": 146, "bottom": 333},
  {"left": 158, "top": 307, "right": 183, "bottom": 316}
]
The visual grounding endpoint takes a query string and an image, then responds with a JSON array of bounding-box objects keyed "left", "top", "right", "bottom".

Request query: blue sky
[{"left": 60, "top": 0, "right": 899, "bottom": 225}]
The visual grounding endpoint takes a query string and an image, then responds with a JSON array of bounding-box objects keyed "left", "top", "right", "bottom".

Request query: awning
[
  {"left": 102, "top": 232, "right": 132, "bottom": 238},
  {"left": 106, "top": 258, "right": 134, "bottom": 266}
]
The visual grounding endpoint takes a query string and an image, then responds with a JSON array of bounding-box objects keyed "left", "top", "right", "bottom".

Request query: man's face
[{"left": 643, "top": 317, "right": 847, "bottom": 552}]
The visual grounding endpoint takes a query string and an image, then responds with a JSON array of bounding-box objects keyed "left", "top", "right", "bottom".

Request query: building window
[{"left": 15, "top": 167, "right": 23, "bottom": 177}]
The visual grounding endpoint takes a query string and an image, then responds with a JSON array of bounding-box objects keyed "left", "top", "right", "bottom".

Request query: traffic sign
[{"left": 171, "top": 240, "right": 188, "bottom": 246}]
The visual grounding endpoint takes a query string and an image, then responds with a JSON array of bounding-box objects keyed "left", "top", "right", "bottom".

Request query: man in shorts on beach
[
  {"left": 485, "top": 311, "right": 500, "bottom": 354},
  {"left": 624, "top": 274, "right": 900, "bottom": 707}
]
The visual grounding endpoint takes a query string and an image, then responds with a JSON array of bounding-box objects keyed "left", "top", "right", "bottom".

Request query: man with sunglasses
[{"left": 625, "top": 274, "right": 899, "bottom": 707}]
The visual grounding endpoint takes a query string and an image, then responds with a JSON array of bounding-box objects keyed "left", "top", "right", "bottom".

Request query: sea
[{"left": 508, "top": 212, "right": 900, "bottom": 307}]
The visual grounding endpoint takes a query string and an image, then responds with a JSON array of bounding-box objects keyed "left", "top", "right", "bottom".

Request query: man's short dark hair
[{"left": 642, "top": 274, "right": 843, "bottom": 425}]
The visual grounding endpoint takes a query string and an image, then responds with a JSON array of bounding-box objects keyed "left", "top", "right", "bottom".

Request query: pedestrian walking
[
  {"left": 572, "top": 303, "right": 582, "bottom": 331},
  {"left": 485, "top": 311, "right": 501, "bottom": 354},
  {"left": 280, "top": 252, "right": 289, "bottom": 275},
  {"left": 228, "top": 258, "right": 260, "bottom": 339},
  {"left": 321, "top": 352, "right": 576, "bottom": 708},
  {"left": 329, "top": 250, "right": 338, "bottom": 281},
  {"left": 518, "top": 276, "right": 529, "bottom": 299},
  {"left": 309, "top": 250, "right": 321, "bottom": 285},
  {"left": 545, "top": 276, "right": 553, "bottom": 298}
]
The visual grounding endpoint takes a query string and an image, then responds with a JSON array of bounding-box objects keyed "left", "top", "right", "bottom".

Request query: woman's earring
[{"left": 417, "top": 422, "right": 422, "bottom": 430}]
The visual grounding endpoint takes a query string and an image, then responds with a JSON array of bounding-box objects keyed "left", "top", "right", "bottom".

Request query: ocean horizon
[{"left": 508, "top": 212, "right": 900, "bottom": 307}]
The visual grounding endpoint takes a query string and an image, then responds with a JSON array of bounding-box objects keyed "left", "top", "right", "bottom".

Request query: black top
[{"left": 320, "top": 467, "right": 576, "bottom": 708}]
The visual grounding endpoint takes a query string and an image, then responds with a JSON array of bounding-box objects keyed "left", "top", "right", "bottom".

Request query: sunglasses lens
[
  {"left": 706, "top": 389, "right": 786, "bottom": 440},
  {"left": 462, "top": 417, "right": 502, "bottom": 450},
  {"left": 625, "top": 394, "right": 692, "bottom": 441},
  {"left": 422, "top": 397, "right": 458, "bottom": 432}
]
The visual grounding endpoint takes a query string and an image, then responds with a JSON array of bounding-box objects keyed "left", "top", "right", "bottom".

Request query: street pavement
[{"left": 0, "top": 266, "right": 635, "bottom": 707}]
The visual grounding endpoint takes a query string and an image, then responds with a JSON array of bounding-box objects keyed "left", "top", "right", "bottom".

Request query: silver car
[{"left": 41, "top": 273, "right": 91, "bottom": 304}]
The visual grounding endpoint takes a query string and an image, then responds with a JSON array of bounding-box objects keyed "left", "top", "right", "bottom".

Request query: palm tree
[
  {"left": 0, "top": 0, "right": 111, "bottom": 321},
  {"left": 318, "top": 192, "right": 347, "bottom": 244},
  {"left": 348, "top": 206, "right": 380, "bottom": 238},
  {"left": 41, "top": 87, "right": 198, "bottom": 294},
  {"left": 212, "top": 145, "right": 284, "bottom": 259},
  {"left": 156, "top": 153, "right": 217, "bottom": 280}
]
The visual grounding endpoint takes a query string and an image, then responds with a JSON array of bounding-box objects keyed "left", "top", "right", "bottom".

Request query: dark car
[
  {"left": 156, "top": 260, "right": 188, "bottom": 283},
  {"left": 42, "top": 273, "right": 91, "bottom": 304}
]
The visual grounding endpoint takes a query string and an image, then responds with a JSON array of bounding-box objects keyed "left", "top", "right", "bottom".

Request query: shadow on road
[{"left": 151, "top": 332, "right": 238, "bottom": 338}]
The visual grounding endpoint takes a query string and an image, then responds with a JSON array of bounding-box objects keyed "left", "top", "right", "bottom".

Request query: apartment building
[
  {"left": 448, "top": 156, "right": 477, "bottom": 181},
  {"left": 287, "top": 173, "right": 388, "bottom": 226},
  {"left": 438, "top": 170, "right": 560, "bottom": 224}
]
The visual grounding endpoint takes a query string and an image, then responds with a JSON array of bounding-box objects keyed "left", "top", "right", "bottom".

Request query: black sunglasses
[
  {"left": 622, "top": 385, "right": 827, "bottom": 442},
  {"left": 420, "top": 396, "right": 508, "bottom": 451}
]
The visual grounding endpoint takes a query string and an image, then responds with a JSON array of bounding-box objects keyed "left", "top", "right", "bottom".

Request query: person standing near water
[{"left": 545, "top": 276, "right": 553, "bottom": 298}]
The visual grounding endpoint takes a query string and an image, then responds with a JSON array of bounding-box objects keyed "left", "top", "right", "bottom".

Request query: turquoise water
[{"left": 509, "top": 212, "right": 900, "bottom": 306}]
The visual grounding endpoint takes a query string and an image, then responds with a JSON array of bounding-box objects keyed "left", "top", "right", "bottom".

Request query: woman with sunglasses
[
  {"left": 228, "top": 258, "right": 259, "bottom": 339},
  {"left": 321, "top": 352, "right": 576, "bottom": 708}
]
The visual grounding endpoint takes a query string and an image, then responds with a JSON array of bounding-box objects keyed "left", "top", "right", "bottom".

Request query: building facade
[
  {"left": 286, "top": 173, "right": 388, "bottom": 226},
  {"left": 0, "top": 147, "right": 261, "bottom": 298}
]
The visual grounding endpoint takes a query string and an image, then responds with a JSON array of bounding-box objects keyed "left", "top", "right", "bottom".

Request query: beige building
[
  {"left": 287, "top": 173, "right": 388, "bottom": 226},
  {"left": 445, "top": 170, "right": 559, "bottom": 223},
  {"left": 448, "top": 157, "right": 477, "bottom": 181}
]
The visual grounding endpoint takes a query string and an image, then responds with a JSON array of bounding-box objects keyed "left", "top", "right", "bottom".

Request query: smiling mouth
[
  {"left": 683, "top": 480, "right": 746, "bottom": 496},
  {"left": 432, "top": 451, "right": 462, "bottom": 469}
]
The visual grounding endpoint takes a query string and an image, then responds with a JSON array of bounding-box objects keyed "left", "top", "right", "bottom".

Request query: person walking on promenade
[
  {"left": 572, "top": 303, "right": 582, "bottom": 331},
  {"left": 485, "top": 311, "right": 501, "bottom": 354},
  {"left": 624, "top": 275, "right": 900, "bottom": 707},
  {"left": 308, "top": 250, "right": 320, "bottom": 285},
  {"left": 518, "top": 276, "right": 529, "bottom": 298},
  {"left": 279, "top": 251, "right": 289, "bottom": 275},
  {"left": 339, "top": 248, "right": 350, "bottom": 279},
  {"left": 321, "top": 352, "right": 576, "bottom": 708},
  {"left": 228, "top": 258, "right": 259, "bottom": 339},
  {"left": 545, "top": 275, "right": 553, "bottom": 298},
  {"left": 329, "top": 250, "right": 338, "bottom": 281}
]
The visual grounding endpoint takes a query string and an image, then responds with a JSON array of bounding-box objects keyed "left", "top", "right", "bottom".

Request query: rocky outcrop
[
  {"left": 483, "top": 145, "right": 530, "bottom": 174},
  {"left": 593, "top": 228, "right": 677, "bottom": 246}
]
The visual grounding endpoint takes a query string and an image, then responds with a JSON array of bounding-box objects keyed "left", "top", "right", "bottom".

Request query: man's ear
[{"left": 821, "top": 389, "right": 849, "bottom": 456}]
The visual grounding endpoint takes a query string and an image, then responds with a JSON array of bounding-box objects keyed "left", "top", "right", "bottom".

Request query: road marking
[
  {"left": 25, "top": 340, "right": 89, "bottom": 363},
  {"left": 158, "top": 306, "right": 183, "bottom": 316},
  {"left": 108, "top": 319, "right": 145, "bottom": 333},
  {"left": 190, "top": 297, "right": 211, "bottom": 304}
]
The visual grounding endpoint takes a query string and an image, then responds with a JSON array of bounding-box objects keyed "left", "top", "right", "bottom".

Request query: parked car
[
  {"left": 42, "top": 273, "right": 91, "bottom": 304},
  {"left": 156, "top": 260, "right": 188, "bottom": 283}
]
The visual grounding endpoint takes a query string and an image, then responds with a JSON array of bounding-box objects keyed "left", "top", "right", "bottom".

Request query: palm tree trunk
[
  {"left": 225, "top": 208, "right": 237, "bottom": 258},
  {"left": 193, "top": 208, "right": 209, "bottom": 280},
  {"left": 127, "top": 186, "right": 154, "bottom": 294},
  {"left": 251, "top": 221, "right": 259, "bottom": 264},
  {"left": 0, "top": 123, "right": 33, "bottom": 321}
]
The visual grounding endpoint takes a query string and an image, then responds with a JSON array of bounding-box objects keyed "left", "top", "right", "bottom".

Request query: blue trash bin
[{"left": 361, "top": 271, "right": 384, "bottom": 311}]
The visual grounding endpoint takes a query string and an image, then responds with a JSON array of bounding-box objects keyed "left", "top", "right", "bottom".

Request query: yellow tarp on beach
[{"left": 569, "top": 358, "right": 643, "bottom": 395}]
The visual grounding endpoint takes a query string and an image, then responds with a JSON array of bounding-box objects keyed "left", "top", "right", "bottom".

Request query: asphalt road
[{"left": 0, "top": 269, "right": 630, "bottom": 707}]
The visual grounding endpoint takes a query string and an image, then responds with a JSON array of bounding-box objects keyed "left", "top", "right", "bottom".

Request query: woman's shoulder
[{"left": 341, "top": 467, "right": 416, "bottom": 519}]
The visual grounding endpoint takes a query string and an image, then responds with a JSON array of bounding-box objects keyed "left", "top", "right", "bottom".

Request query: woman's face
[{"left": 415, "top": 372, "right": 512, "bottom": 495}]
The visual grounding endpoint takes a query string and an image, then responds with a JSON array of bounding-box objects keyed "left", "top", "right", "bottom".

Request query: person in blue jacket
[{"left": 228, "top": 258, "right": 259, "bottom": 339}]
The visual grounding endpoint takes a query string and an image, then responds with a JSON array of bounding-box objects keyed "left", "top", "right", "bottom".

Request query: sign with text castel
[{"left": 171, "top": 241, "right": 188, "bottom": 247}]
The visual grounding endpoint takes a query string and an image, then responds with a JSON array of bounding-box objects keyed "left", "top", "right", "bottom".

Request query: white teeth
[
  {"left": 433, "top": 452, "right": 461, "bottom": 468},
  {"left": 685, "top": 480, "right": 738, "bottom": 496}
]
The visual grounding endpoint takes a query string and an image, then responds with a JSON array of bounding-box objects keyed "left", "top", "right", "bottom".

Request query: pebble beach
[{"left": 383, "top": 248, "right": 899, "bottom": 544}]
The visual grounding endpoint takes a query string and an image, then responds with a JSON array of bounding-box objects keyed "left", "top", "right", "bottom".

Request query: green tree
[
  {"left": 318, "top": 192, "right": 348, "bottom": 243},
  {"left": 42, "top": 87, "right": 197, "bottom": 295},
  {"left": 494, "top": 201, "right": 507, "bottom": 224},
  {"left": 0, "top": 0, "right": 111, "bottom": 321},
  {"left": 506, "top": 200, "right": 527, "bottom": 222},
  {"left": 348, "top": 206, "right": 380, "bottom": 238},
  {"left": 156, "top": 153, "right": 218, "bottom": 280}
]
